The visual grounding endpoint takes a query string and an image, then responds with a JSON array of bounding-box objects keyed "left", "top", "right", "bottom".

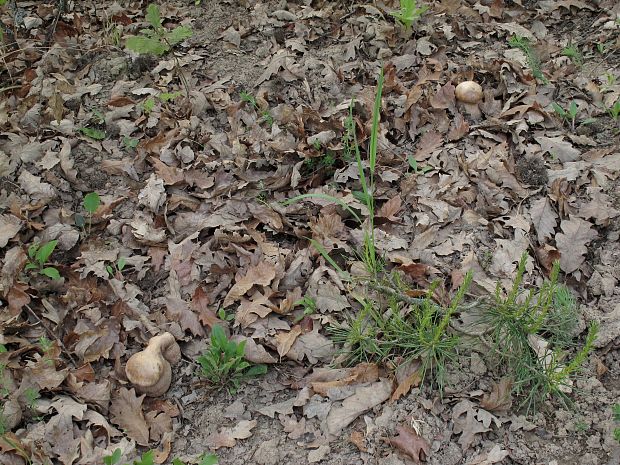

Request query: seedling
[
  {"left": 104, "top": 448, "right": 218, "bottom": 465},
  {"left": 106, "top": 258, "right": 127, "bottom": 278},
  {"left": 76, "top": 192, "right": 100, "bottom": 235},
  {"left": 390, "top": 0, "right": 428, "bottom": 29},
  {"left": 552, "top": 101, "right": 579, "bottom": 130},
  {"left": 613, "top": 404, "right": 620, "bottom": 443},
  {"left": 407, "top": 156, "right": 432, "bottom": 175},
  {"left": 240, "top": 90, "right": 274, "bottom": 127},
  {"left": 25, "top": 240, "right": 60, "bottom": 280},
  {"left": 508, "top": 35, "right": 547, "bottom": 84},
  {"left": 561, "top": 45, "right": 583, "bottom": 66},
  {"left": 125, "top": 4, "right": 192, "bottom": 56},
  {"left": 475, "top": 253, "right": 598, "bottom": 412},
  {"left": 123, "top": 136, "right": 139, "bottom": 150},
  {"left": 79, "top": 127, "right": 106, "bottom": 140},
  {"left": 293, "top": 296, "right": 316, "bottom": 323},
  {"left": 217, "top": 308, "right": 235, "bottom": 323},
  {"left": 607, "top": 99, "right": 620, "bottom": 121},
  {"left": 197, "top": 326, "right": 267, "bottom": 394}
]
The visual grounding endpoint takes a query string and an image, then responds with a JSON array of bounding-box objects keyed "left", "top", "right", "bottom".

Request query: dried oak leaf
[
  {"left": 223, "top": 261, "right": 276, "bottom": 307},
  {"left": 205, "top": 419, "right": 257, "bottom": 449},
  {"left": 452, "top": 400, "right": 490, "bottom": 450},
  {"left": 388, "top": 424, "right": 430, "bottom": 463},
  {"left": 166, "top": 297, "right": 205, "bottom": 336},
  {"left": 325, "top": 378, "right": 392, "bottom": 436},
  {"left": 554, "top": 217, "right": 597, "bottom": 273},
  {"left": 191, "top": 286, "right": 223, "bottom": 330},
  {"left": 529, "top": 197, "right": 557, "bottom": 244},
  {"left": 391, "top": 358, "right": 423, "bottom": 402},
  {"left": 110, "top": 388, "right": 150, "bottom": 446},
  {"left": 275, "top": 325, "right": 303, "bottom": 358},
  {"left": 0, "top": 214, "right": 22, "bottom": 248},
  {"left": 480, "top": 378, "right": 513, "bottom": 414}
]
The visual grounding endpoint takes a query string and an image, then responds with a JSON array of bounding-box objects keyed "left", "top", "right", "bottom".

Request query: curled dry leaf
[
  {"left": 388, "top": 424, "right": 431, "bottom": 463},
  {"left": 480, "top": 377, "right": 513, "bottom": 414}
]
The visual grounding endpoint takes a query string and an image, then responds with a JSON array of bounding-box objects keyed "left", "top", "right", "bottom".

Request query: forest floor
[{"left": 1, "top": 0, "right": 620, "bottom": 464}]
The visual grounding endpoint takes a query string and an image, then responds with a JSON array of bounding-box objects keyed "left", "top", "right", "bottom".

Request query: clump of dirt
[{"left": 515, "top": 155, "right": 548, "bottom": 187}]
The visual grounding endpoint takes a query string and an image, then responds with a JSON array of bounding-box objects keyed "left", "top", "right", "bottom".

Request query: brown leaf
[
  {"left": 325, "top": 378, "right": 392, "bottom": 435},
  {"left": 536, "top": 245, "right": 561, "bottom": 272},
  {"left": 554, "top": 217, "right": 598, "bottom": 273},
  {"left": 275, "top": 325, "right": 303, "bottom": 358},
  {"left": 350, "top": 431, "right": 368, "bottom": 452},
  {"left": 377, "top": 195, "right": 402, "bottom": 221},
  {"left": 206, "top": 420, "right": 257, "bottom": 449},
  {"left": 391, "top": 359, "right": 423, "bottom": 402},
  {"left": 110, "top": 388, "right": 150, "bottom": 446},
  {"left": 388, "top": 424, "right": 431, "bottom": 463},
  {"left": 447, "top": 113, "right": 470, "bottom": 141},
  {"left": 429, "top": 82, "right": 456, "bottom": 110},
  {"left": 0, "top": 214, "right": 22, "bottom": 247},
  {"left": 191, "top": 286, "right": 223, "bottom": 329},
  {"left": 529, "top": 197, "right": 557, "bottom": 244},
  {"left": 413, "top": 131, "right": 442, "bottom": 161},
  {"left": 452, "top": 400, "right": 490, "bottom": 450},
  {"left": 310, "top": 363, "right": 379, "bottom": 396},
  {"left": 223, "top": 261, "right": 276, "bottom": 307},
  {"left": 480, "top": 377, "right": 513, "bottom": 413},
  {"left": 166, "top": 297, "right": 205, "bottom": 336}
]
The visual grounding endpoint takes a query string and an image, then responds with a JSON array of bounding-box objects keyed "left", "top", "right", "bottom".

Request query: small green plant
[
  {"left": 613, "top": 404, "right": 620, "bottom": 443},
  {"left": 79, "top": 127, "right": 106, "bottom": 140},
  {"left": 106, "top": 257, "right": 127, "bottom": 278},
  {"left": 390, "top": 0, "right": 428, "bottom": 29},
  {"left": 197, "top": 326, "right": 267, "bottom": 394},
  {"left": 217, "top": 308, "right": 235, "bottom": 323},
  {"left": 508, "top": 35, "right": 547, "bottom": 84},
  {"left": 561, "top": 45, "right": 583, "bottom": 66},
  {"left": 293, "top": 296, "right": 317, "bottom": 323},
  {"left": 552, "top": 101, "right": 579, "bottom": 130},
  {"left": 76, "top": 192, "right": 100, "bottom": 235},
  {"left": 607, "top": 99, "right": 620, "bottom": 120},
  {"left": 104, "top": 448, "right": 218, "bottom": 465},
  {"left": 407, "top": 156, "right": 432, "bottom": 175},
  {"left": 476, "top": 253, "right": 598, "bottom": 411},
  {"left": 125, "top": 4, "right": 193, "bottom": 56},
  {"left": 25, "top": 240, "right": 60, "bottom": 280},
  {"left": 123, "top": 136, "right": 139, "bottom": 150},
  {"left": 240, "top": 90, "right": 274, "bottom": 127},
  {"left": 24, "top": 387, "right": 40, "bottom": 411}
]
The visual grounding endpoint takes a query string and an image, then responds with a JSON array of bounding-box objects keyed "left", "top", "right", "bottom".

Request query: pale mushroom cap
[
  {"left": 455, "top": 81, "right": 483, "bottom": 104},
  {"left": 125, "top": 332, "right": 179, "bottom": 396}
]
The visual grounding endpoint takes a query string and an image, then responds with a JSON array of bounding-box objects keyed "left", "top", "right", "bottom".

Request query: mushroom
[
  {"left": 455, "top": 81, "right": 483, "bottom": 104},
  {"left": 125, "top": 332, "right": 181, "bottom": 397}
]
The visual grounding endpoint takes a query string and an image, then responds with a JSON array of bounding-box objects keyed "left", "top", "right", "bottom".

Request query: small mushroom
[
  {"left": 125, "top": 332, "right": 181, "bottom": 397},
  {"left": 455, "top": 81, "right": 483, "bottom": 104}
]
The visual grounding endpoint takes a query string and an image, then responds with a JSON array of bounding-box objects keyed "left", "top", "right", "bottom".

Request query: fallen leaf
[
  {"left": 275, "top": 325, "right": 302, "bottom": 358},
  {"left": 205, "top": 419, "right": 257, "bottom": 449},
  {"left": 529, "top": 197, "right": 557, "bottom": 244},
  {"left": 388, "top": 424, "right": 431, "bottom": 463},
  {"left": 452, "top": 400, "right": 490, "bottom": 450},
  {"left": 0, "top": 214, "right": 22, "bottom": 247},
  {"left": 223, "top": 261, "right": 276, "bottom": 307},
  {"left": 554, "top": 217, "right": 597, "bottom": 273},
  {"left": 325, "top": 378, "right": 392, "bottom": 436},
  {"left": 110, "top": 388, "right": 150, "bottom": 446},
  {"left": 480, "top": 377, "right": 513, "bottom": 414}
]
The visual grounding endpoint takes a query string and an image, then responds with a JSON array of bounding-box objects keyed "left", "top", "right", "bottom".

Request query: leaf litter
[{"left": 1, "top": 0, "right": 620, "bottom": 464}]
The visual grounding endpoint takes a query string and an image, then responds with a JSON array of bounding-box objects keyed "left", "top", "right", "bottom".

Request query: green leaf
[
  {"left": 135, "top": 450, "right": 155, "bottom": 465},
  {"left": 551, "top": 102, "right": 565, "bottom": 117},
  {"left": 40, "top": 267, "right": 61, "bottom": 280},
  {"left": 145, "top": 4, "right": 162, "bottom": 30},
  {"left": 159, "top": 91, "right": 182, "bottom": 102},
  {"left": 172, "top": 459, "right": 186, "bottom": 465},
  {"left": 104, "top": 448, "right": 122, "bottom": 465},
  {"left": 24, "top": 262, "right": 38, "bottom": 271},
  {"left": 568, "top": 101, "right": 578, "bottom": 118},
  {"left": 245, "top": 364, "right": 267, "bottom": 377},
  {"left": 167, "top": 26, "right": 193, "bottom": 46},
  {"left": 199, "top": 454, "right": 219, "bottom": 465},
  {"left": 123, "top": 136, "right": 139, "bottom": 149},
  {"left": 79, "top": 127, "right": 106, "bottom": 140},
  {"left": 28, "top": 243, "right": 39, "bottom": 259},
  {"left": 126, "top": 36, "right": 168, "bottom": 55},
  {"left": 83, "top": 192, "right": 100, "bottom": 214},
  {"left": 143, "top": 97, "right": 156, "bottom": 114},
  {"left": 106, "top": 265, "right": 114, "bottom": 276},
  {"left": 117, "top": 257, "right": 126, "bottom": 271},
  {"left": 36, "top": 240, "right": 57, "bottom": 265},
  {"left": 407, "top": 155, "right": 418, "bottom": 172}
]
